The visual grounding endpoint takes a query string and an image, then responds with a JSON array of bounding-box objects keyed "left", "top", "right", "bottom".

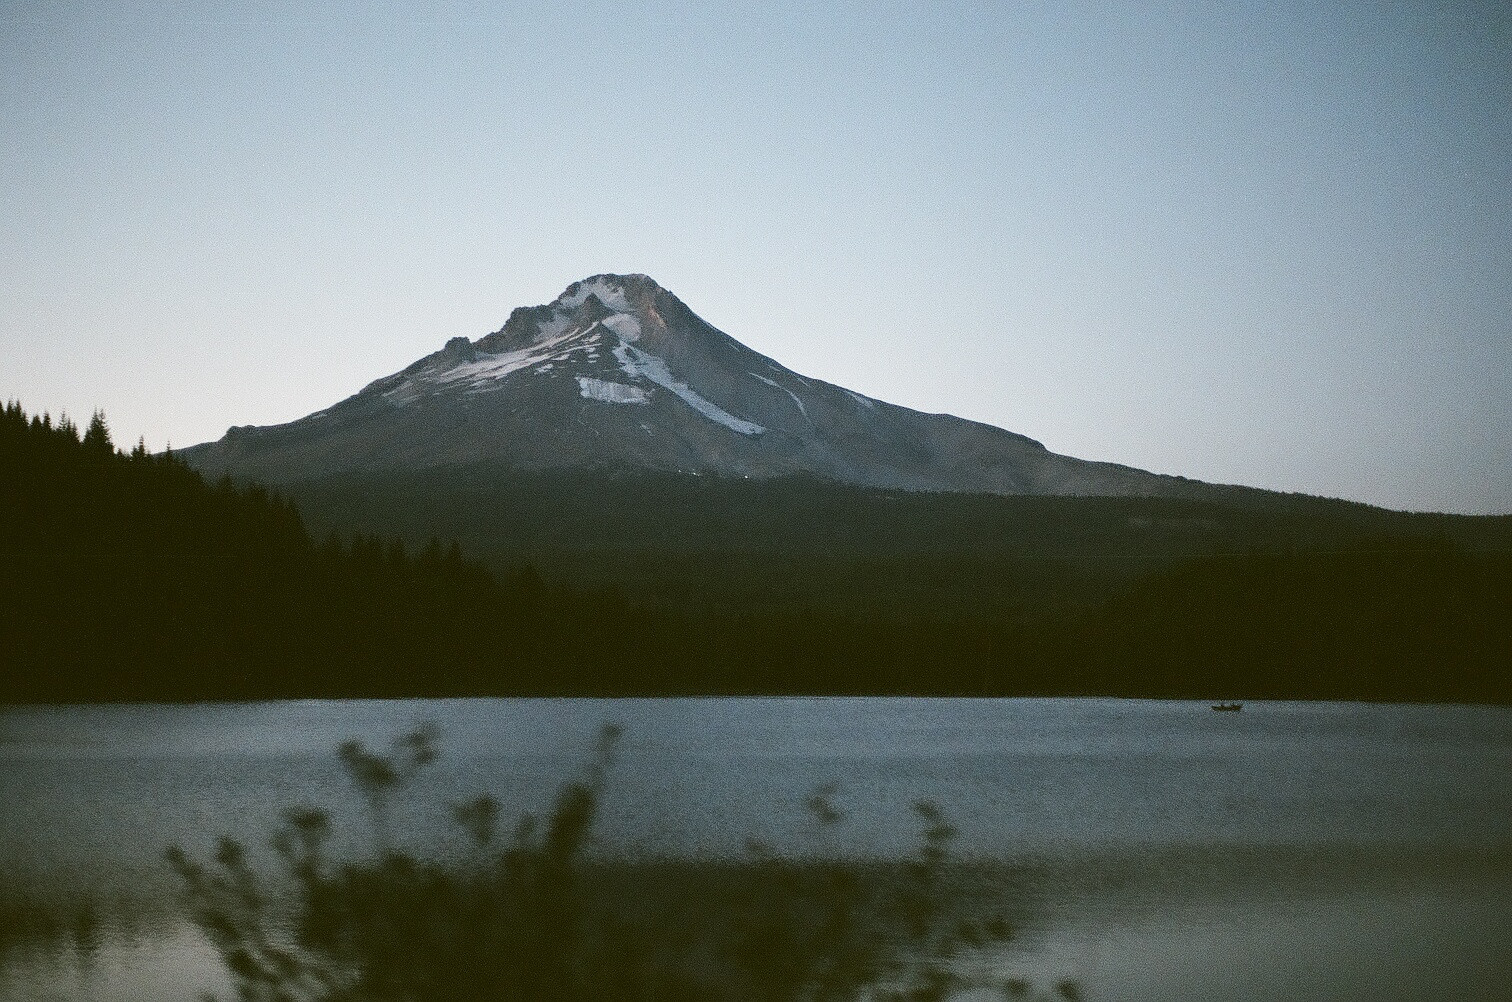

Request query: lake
[{"left": 2, "top": 697, "right": 1510, "bottom": 1000}]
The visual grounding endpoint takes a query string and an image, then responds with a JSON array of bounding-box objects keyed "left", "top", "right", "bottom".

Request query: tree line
[
  {"left": 3, "top": 401, "right": 1508, "bottom": 704},
  {"left": 2, "top": 402, "right": 527, "bottom": 701}
]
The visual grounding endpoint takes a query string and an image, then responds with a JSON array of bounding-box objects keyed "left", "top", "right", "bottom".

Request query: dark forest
[{"left": 3, "top": 402, "right": 1508, "bottom": 704}]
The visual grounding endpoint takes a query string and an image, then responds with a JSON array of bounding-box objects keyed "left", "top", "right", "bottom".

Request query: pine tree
[{"left": 83, "top": 409, "right": 113, "bottom": 455}]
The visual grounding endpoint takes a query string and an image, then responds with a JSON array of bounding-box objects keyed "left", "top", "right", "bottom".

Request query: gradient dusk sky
[{"left": 3, "top": 1, "right": 1508, "bottom": 513}]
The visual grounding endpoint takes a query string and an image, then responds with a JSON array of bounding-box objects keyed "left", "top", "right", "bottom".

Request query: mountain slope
[{"left": 181, "top": 274, "right": 1226, "bottom": 497}]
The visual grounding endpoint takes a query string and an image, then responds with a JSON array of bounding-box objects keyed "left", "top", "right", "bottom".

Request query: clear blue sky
[{"left": 4, "top": 1, "right": 1508, "bottom": 513}]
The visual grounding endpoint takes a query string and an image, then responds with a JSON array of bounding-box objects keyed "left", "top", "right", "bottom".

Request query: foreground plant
[{"left": 168, "top": 725, "right": 1079, "bottom": 1001}]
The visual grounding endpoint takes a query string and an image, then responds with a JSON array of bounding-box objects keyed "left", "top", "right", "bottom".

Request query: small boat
[{"left": 1211, "top": 702, "right": 1243, "bottom": 712}]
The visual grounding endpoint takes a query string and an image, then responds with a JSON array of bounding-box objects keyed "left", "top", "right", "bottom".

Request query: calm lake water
[{"left": 2, "top": 697, "right": 1510, "bottom": 1000}]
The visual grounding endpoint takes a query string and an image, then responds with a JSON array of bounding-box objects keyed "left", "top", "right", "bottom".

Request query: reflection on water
[
  {"left": 6, "top": 852, "right": 1510, "bottom": 1002},
  {"left": 0, "top": 923, "right": 231, "bottom": 1002},
  {"left": 2, "top": 698, "right": 1510, "bottom": 1000},
  {"left": 999, "top": 873, "right": 1512, "bottom": 1002}
]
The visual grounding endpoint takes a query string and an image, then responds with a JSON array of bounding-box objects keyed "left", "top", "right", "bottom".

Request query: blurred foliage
[{"left": 168, "top": 726, "right": 1076, "bottom": 1001}]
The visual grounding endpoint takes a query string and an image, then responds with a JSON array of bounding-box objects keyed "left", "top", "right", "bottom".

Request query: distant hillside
[
  {"left": 1062, "top": 543, "right": 1512, "bottom": 703},
  {"left": 279, "top": 464, "right": 1512, "bottom": 621},
  {"left": 273, "top": 463, "right": 1511, "bottom": 703}
]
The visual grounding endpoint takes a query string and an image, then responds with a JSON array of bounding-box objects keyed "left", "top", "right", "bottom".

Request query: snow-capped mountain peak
[
  {"left": 182, "top": 274, "right": 1220, "bottom": 499},
  {"left": 360, "top": 273, "right": 766, "bottom": 436}
]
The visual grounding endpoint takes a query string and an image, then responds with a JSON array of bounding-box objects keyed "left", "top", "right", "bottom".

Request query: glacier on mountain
[
  {"left": 578, "top": 377, "right": 650, "bottom": 404},
  {"left": 613, "top": 341, "right": 765, "bottom": 436}
]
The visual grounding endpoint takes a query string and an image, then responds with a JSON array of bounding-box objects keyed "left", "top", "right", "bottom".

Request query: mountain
[{"left": 180, "top": 274, "right": 1229, "bottom": 497}]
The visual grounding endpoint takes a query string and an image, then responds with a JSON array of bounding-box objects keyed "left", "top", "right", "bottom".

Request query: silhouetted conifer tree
[{"left": 82, "top": 410, "right": 112, "bottom": 454}]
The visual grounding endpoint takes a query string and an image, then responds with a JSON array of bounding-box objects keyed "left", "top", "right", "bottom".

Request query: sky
[{"left": 3, "top": 1, "right": 1509, "bottom": 514}]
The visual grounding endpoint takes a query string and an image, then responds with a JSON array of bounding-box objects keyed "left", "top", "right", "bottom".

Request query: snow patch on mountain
[
  {"left": 753, "top": 373, "right": 809, "bottom": 420},
  {"left": 600, "top": 313, "right": 641, "bottom": 340},
  {"left": 559, "top": 276, "right": 633, "bottom": 314},
  {"left": 614, "top": 342, "right": 765, "bottom": 435},
  {"left": 430, "top": 322, "right": 596, "bottom": 393},
  {"left": 382, "top": 382, "right": 423, "bottom": 407},
  {"left": 845, "top": 389, "right": 876, "bottom": 410},
  {"left": 578, "top": 377, "right": 650, "bottom": 404}
]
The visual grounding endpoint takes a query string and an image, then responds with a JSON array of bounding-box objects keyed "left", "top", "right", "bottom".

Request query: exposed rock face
[{"left": 180, "top": 274, "right": 1218, "bottom": 497}]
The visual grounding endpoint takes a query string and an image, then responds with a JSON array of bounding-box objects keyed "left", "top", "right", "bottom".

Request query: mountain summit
[{"left": 180, "top": 273, "right": 1216, "bottom": 496}]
